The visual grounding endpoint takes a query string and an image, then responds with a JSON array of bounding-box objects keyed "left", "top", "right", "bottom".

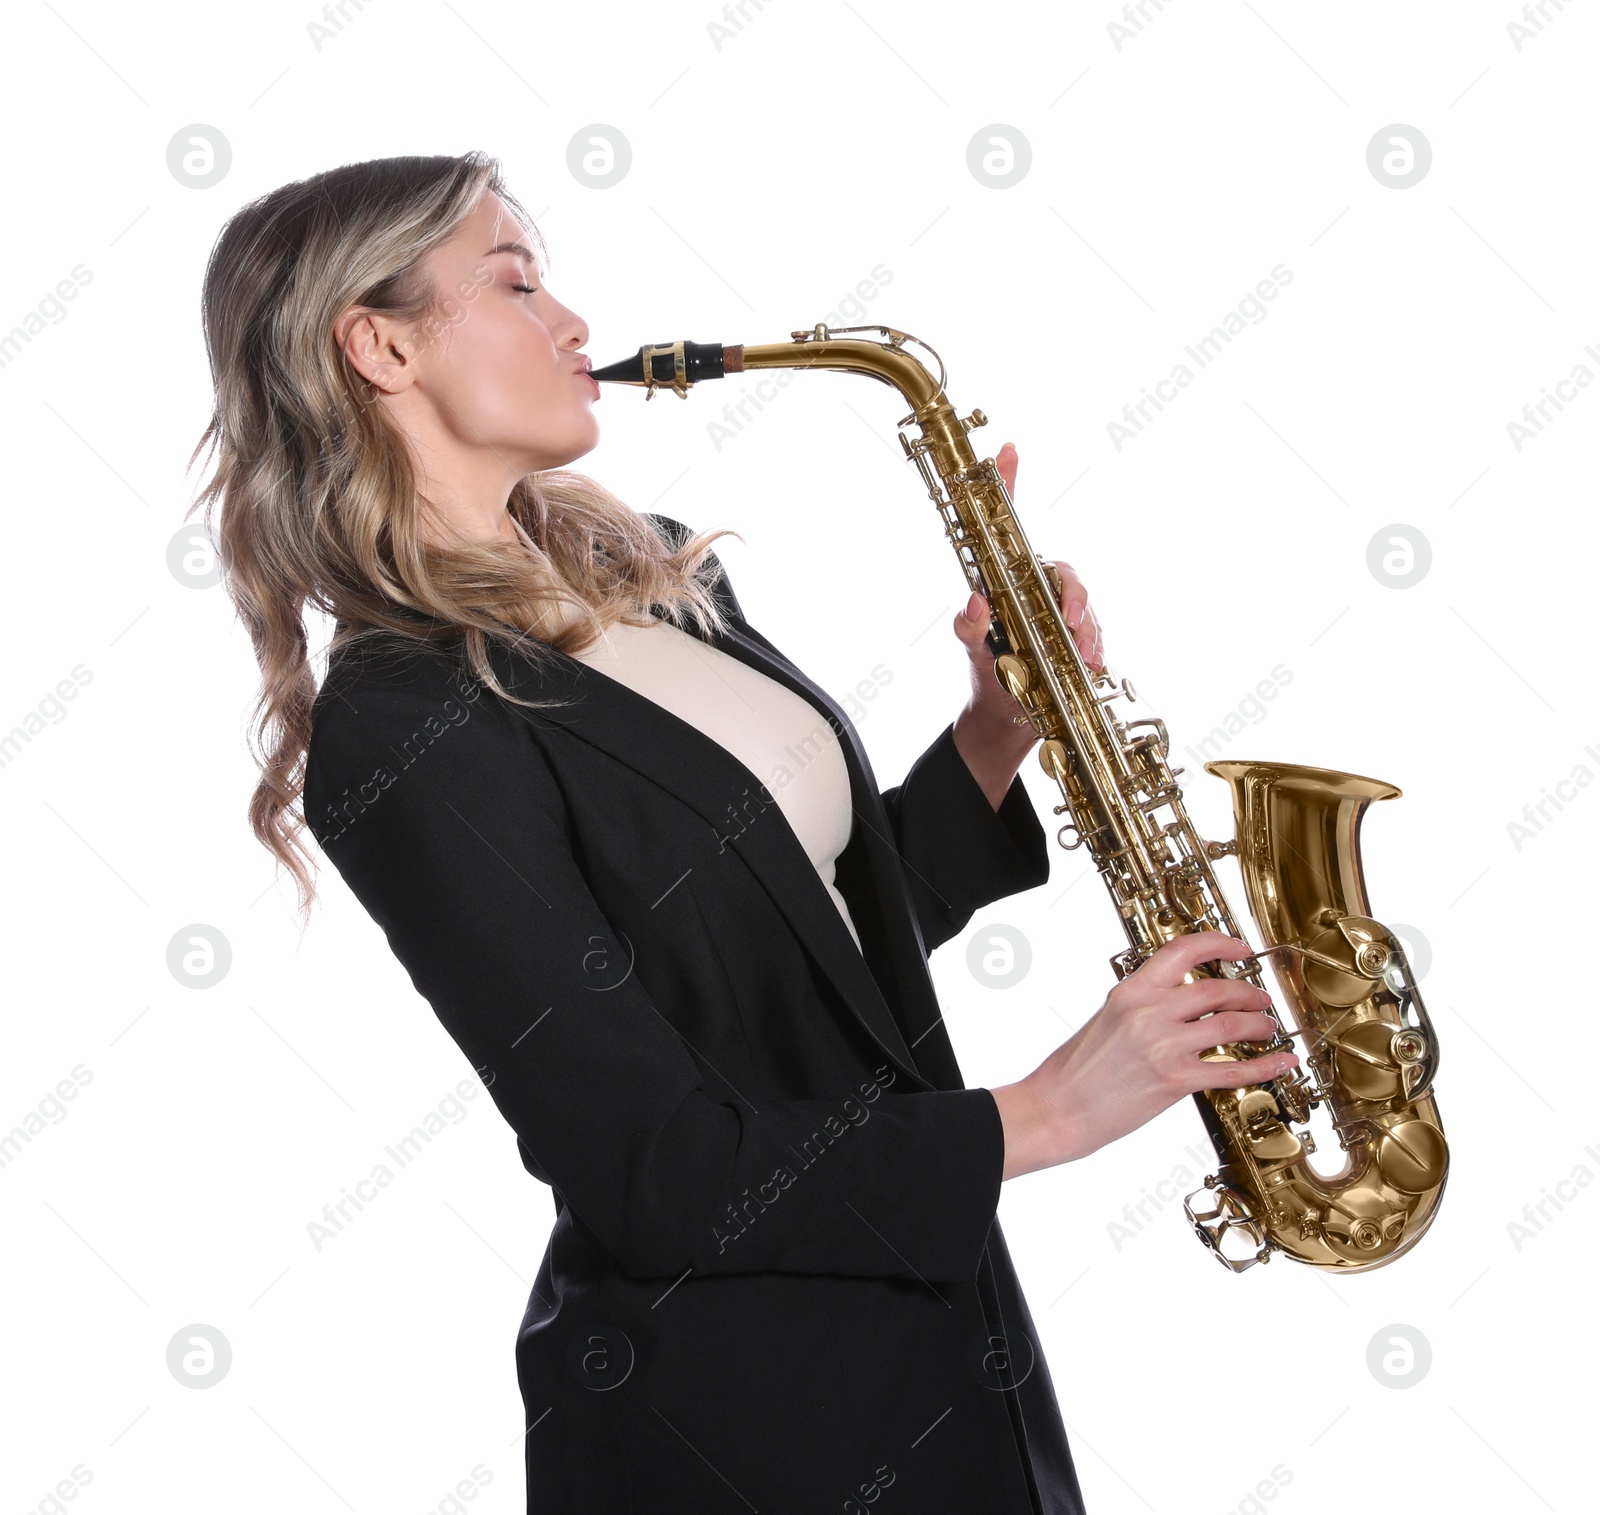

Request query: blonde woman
[{"left": 195, "top": 151, "right": 1295, "bottom": 1514}]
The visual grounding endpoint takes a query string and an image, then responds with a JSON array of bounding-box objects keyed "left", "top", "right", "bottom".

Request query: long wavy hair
[{"left": 190, "top": 152, "right": 737, "bottom": 925}]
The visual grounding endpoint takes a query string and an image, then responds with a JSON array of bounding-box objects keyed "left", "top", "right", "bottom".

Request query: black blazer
[{"left": 303, "top": 516, "right": 1087, "bottom": 1515}]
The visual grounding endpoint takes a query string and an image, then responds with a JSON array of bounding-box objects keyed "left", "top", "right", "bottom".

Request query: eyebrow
[{"left": 484, "top": 242, "right": 537, "bottom": 264}]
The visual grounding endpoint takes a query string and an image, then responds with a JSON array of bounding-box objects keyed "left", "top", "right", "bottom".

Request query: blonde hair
[{"left": 189, "top": 151, "right": 737, "bottom": 924}]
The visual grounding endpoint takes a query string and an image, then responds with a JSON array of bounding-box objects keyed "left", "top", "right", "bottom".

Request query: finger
[
  {"left": 1073, "top": 606, "right": 1101, "bottom": 667},
  {"left": 953, "top": 591, "right": 993, "bottom": 655},
  {"left": 1083, "top": 610, "right": 1106, "bottom": 673},
  {"left": 1166, "top": 979, "right": 1273, "bottom": 1022},
  {"left": 1054, "top": 564, "right": 1088, "bottom": 630},
  {"left": 1193, "top": 1047, "right": 1299, "bottom": 1094},
  {"left": 992, "top": 441, "right": 1017, "bottom": 495},
  {"left": 1134, "top": 933, "right": 1256, "bottom": 990},
  {"left": 1178, "top": 1008, "right": 1280, "bottom": 1051}
]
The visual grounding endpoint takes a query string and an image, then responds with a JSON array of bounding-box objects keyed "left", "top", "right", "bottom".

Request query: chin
[{"left": 547, "top": 424, "right": 601, "bottom": 469}]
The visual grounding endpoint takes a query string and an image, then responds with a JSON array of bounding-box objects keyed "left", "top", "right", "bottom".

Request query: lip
[{"left": 578, "top": 371, "right": 601, "bottom": 398}]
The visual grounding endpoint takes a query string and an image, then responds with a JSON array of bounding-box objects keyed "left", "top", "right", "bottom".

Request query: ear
[{"left": 334, "top": 305, "right": 419, "bottom": 396}]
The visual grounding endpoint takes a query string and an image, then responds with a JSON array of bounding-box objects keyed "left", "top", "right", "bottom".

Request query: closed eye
[{"left": 511, "top": 283, "right": 539, "bottom": 296}]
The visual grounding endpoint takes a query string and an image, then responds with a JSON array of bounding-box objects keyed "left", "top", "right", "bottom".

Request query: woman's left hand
[{"left": 950, "top": 443, "right": 1106, "bottom": 806}]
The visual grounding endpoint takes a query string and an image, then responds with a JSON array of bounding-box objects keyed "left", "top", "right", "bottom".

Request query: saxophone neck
[{"left": 592, "top": 325, "right": 958, "bottom": 421}]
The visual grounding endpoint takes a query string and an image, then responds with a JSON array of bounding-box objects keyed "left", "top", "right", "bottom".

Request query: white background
[{"left": 2, "top": 2, "right": 1593, "bottom": 1512}]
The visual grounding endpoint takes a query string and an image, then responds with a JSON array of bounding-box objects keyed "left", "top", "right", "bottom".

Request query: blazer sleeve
[
  {"left": 305, "top": 680, "right": 1004, "bottom": 1286},
  {"left": 879, "top": 722, "right": 1051, "bottom": 954}
]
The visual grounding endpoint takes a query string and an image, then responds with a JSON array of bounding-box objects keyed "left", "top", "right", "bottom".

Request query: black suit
[{"left": 303, "top": 515, "right": 1087, "bottom": 1514}]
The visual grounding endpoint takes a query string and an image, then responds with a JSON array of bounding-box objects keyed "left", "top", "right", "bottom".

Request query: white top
[{"left": 569, "top": 616, "right": 863, "bottom": 952}]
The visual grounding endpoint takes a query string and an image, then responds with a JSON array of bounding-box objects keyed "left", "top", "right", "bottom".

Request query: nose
[{"left": 551, "top": 297, "right": 589, "bottom": 352}]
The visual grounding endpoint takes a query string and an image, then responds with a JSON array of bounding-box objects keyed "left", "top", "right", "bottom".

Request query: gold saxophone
[{"left": 592, "top": 326, "right": 1450, "bottom": 1273}]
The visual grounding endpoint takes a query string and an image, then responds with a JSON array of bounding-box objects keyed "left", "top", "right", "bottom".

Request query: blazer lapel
[
  {"left": 500, "top": 617, "right": 933, "bottom": 1093},
  {"left": 706, "top": 614, "right": 969, "bottom": 1093}
]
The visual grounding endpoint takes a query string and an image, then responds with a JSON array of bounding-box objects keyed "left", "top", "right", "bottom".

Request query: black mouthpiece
[{"left": 590, "top": 340, "right": 741, "bottom": 395}]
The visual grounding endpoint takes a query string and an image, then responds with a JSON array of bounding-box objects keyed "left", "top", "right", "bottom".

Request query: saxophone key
[
  {"left": 1133, "top": 787, "right": 1182, "bottom": 812},
  {"left": 994, "top": 652, "right": 1032, "bottom": 702},
  {"left": 1056, "top": 822, "right": 1088, "bottom": 851}
]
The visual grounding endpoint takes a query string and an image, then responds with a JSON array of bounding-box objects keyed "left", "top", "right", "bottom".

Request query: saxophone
[{"left": 592, "top": 327, "right": 1450, "bottom": 1273}]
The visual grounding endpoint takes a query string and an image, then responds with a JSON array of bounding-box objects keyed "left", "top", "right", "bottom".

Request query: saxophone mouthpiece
[{"left": 590, "top": 340, "right": 744, "bottom": 398}]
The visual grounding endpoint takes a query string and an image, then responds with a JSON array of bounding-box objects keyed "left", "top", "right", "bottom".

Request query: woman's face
[{"left": 352, "top": 191, "right": 600, "bottom": 490}]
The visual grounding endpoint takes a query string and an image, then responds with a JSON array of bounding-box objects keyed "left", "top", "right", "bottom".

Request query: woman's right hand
[{"left": 989, "top": 932, "right": 1299, "bottom": 1181}]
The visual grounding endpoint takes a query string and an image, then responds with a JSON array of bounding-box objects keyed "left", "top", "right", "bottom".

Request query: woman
[{"left": 194, "top": 152, "right": 1297, "bottom": 1514}]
